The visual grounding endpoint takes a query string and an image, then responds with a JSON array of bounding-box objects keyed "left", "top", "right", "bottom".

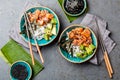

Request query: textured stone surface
[{"left": 0, "top": 0, "right": 120, "bottom": 80}]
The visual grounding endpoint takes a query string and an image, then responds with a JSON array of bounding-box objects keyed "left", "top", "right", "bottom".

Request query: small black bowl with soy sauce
[{"left": 62, "top": 0, "right": 87, "bottom": 16}]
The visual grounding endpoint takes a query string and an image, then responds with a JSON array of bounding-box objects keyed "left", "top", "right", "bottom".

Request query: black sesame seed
[
  {"left": 64, "top": 0, "right": 84, "bottom": 14},
  {"left": 11, "top": 64, "right": 28, "bottom": 80}
]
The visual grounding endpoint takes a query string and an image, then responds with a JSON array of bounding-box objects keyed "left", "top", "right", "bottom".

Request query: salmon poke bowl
[
  {"left": 20, "top": 6, "right": 60, "bottom": 46},
  {"left": 58, "top": 24, "right": 98, "bottom": 63}
]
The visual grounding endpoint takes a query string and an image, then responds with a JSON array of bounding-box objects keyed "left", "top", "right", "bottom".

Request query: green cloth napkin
[
  {"left": 58, "top": 0, "right": 79, "bottom": 22},
  {"left": 0, "top": 39, "right": 44, "bottom": 77}
]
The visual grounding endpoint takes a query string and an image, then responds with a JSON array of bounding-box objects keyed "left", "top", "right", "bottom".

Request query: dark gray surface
[{"left": 0, "top": 0, "right": 120, "bottom": 80}]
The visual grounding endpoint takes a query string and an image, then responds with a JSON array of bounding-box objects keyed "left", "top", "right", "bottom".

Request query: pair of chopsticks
[
  {"left": 95, "top": 19, "right": 113, "bottom": 78},
  {"left": 24, "top": 12, "right": 44, "bottom": 65}
]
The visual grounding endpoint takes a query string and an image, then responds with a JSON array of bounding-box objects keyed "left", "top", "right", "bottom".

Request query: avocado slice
[
  {"left": 76, "top": 52, "right": 87, "bottom": 59},
  {"left": 51, "top": 25, "right": 57, "bottom": 35},
  {"left": 79, "top": 45, "right": 84, "bottom": 50},
  {"left": 44, "top": 28, "right": 52, "bottom": 36},
  {"left": 47, "top": 23, "right": 53, "bottom": 30},
  {"left": 51, "top": 18, "right": 57, "bottom": 24},
  {"left": 89, "top": 44, "right": 96, "bottom": 50},
  {"left": 44, "top": 34, "right": 49, "bottom": 40},
  {"left": 85, "top": 47, "right": 93, "bottom": 55}
]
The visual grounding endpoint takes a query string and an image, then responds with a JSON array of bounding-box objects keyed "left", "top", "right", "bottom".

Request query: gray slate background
[{"left": 0, "top": 0, "right": 120, "bottom": 80}]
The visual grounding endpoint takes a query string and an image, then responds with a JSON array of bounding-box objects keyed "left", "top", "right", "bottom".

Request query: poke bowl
[
  {"left": 58, "top": 24, "right": 98, "bottom": 63},
  {"left": 20, "top": 6, "right": 60, "bottom": 46}
]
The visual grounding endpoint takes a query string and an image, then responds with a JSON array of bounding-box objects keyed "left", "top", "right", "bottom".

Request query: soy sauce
[
  {"left": 64, "top": 0, "right": 84, "bottom": 14},
  {"left": 11, "top": 64, "right": 28, "bottom": 80}
]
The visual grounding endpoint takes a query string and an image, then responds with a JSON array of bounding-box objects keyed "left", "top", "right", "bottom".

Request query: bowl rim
[
  {"left": 62, "top": 0, "right": 87, "bottom": 16},
  {"left": 57, "top": 24, "right": 98, "bottom": 63},
  {"left": 10, "top": 60, "right": 32, "bottom": 80},
  {"left": 19, "top": 6, "right": 60, "bottom": 46}
]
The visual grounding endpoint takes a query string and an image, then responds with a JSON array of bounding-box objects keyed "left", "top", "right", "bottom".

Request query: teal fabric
[{"left": 0, "top": 39, "right": 44, "bottom": 77}]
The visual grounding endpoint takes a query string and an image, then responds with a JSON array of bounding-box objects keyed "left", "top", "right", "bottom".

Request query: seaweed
[
  {"left": 19, "top": 24, "right": 32, "bottom": 39},
  {"left": 60, "top": 38, "right": 73, "bottom": 55},
  {"left": 57, "top": 36, "right": 66, "bottom": 45}
]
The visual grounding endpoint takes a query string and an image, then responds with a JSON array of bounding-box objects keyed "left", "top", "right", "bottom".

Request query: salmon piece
[
  {"left": 78, "top": 28, "right": 84, "bottom": 32},
  {"left": 35, "top": 9, "right": 41, "bottom": 15},
  {"left": 78, "top": 39, "right": 84, "bottom": 45},
  {"left": 83, "top": 42, "right": 89, "bottom": 47},
  {"left": 81, "top": 28, "right": 91, "bottom": 37},
  {"left": 32, "top": 14, "right": 38, "bottom": 20},
  {"left": 75, "top": 28, "right": 83, "bottom": 33},
  {"left": 43, "top": 17, "right": 50, "bottom": 23},
  {"left": 72, "top": 39, "right": 78, "bottom": 46},
  {"left": 81, "top": 35, "right": 87, "bottom": 42},
  {"left": 68, "top": 32, "right": 74, "bottom": 39},
  {"left": 31, "top": 9, "right": 41, "bottom": 20},
  {"left": 87, "top": 37, "right": 92, "bottom": 44},
  {"left": 30, "top": 17, "right": 35, "bottom": 23},
  {"left": 28, "top": 12, "right": 33, "bottom": 18},
  {"left": 37, "top": 20, "right": 44, "bottom": 26},
  {"left": 40, "top": 10, "right": 46, "bottom": 17},
  {"left": 28, "top": 12, "right": 34, "bottom": 23},
  {"left": 72, "top": 39, "right": 83, "bottom": 46},
  {"left": 46, "top": 13, "right": 54, "bottom": 19}
]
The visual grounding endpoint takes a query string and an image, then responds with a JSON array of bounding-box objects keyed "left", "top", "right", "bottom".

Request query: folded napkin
[
  {"left": 58, "top": 0, "right": 84, "bottom": 23},
  {"left": 81, "top": 13, "right": 116, "bottom": 65},
  {"left": 0, "top": 39, "right": 44, "bottom": 77},
  {"left": 9, "top": 0, "right": 41, "bottom": 52}
]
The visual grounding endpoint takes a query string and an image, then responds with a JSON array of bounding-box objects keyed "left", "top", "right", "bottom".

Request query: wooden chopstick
[
  {"left": 98, "top": 30, "right": 113, "bottom": 77},
  {"left": 35, "top": 43, "right": 44, "bottom": 63},
  {"left": 24, "top": 13, "right": 35, "bottom": 65},
  {"left": 99, "top": 37, "right": 113, "bottom": 78},
  {"left": 95, "top": 19, "right": 113, "bottom": 78},
  {"left": 25, "top": 12, "right": 44, "bottom": 64},
  {"left": 104, "top": 51, "right": 113, "bottom": 74},
  {"left": 104, "top": 54, "right": 112, "bottom": 78},
  {"left": 28, "top": 41, "right": 35, "bottom": 65}
]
